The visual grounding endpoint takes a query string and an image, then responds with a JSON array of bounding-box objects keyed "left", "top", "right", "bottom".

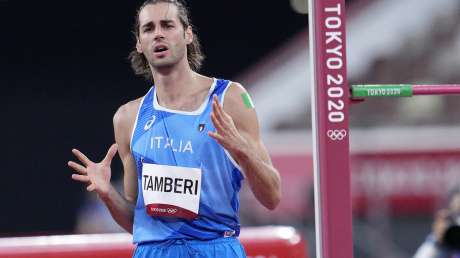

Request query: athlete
[{"left": 68, "top": 0, "right": 281, "bottom": 257}]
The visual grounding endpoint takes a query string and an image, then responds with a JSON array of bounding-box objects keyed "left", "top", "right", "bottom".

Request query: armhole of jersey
[
  {"left": 130, "top": 93, "right": 149, "bottom": 152},
  {"left": 221, "top": 81, "right": 246, "bottom": 179},
  {"left": 220, "top": 80, "right": 232, "bottom": 108},
  {"left": 224, "top": 149, "right": 245, "bottom": 178}
]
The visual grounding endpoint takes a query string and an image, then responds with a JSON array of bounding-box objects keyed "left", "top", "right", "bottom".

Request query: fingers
[
  {"left": 72, "top": 173, "right": 96, "bottom": 192},
  {"left": 211, "top": 95, "right": 231, "bottom": 131},
  {"left": 212, "top": 95, "right": 222, "bottom": 111},
  {"left": 68, "top": 161, "right": 87, "bottom": 174},
  {"left": 87, "top": 184, "right": 96, "bottom": 192},
  {"left": 71, "top": 148, "right": 92, "bottom": 166},
  {"left": 211, "top": 112, "right": 225, "bottom": 133},
  {"left": 208, "top": 131, "right": 224, "bottom": 144},
  {"left": 71, "top": 174, "right": 90, "bottom": 183},
  {"left": 210, "top": 95, "right": 235, "bottom": 145},
  {"left": 212, "top": 95, "right": 227, "bottom": 122},
  {"left": 103, "top": 144, "right": 118, "bottom": 165}
]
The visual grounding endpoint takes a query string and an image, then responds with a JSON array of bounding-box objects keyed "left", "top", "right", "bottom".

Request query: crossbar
[{"left": 352, "top": 84, "right": 460, "bottom": 97}]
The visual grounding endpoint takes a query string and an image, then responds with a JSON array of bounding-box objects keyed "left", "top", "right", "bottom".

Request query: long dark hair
[{"left": 128, "top": 0, "right": 204, "bottom": 82}]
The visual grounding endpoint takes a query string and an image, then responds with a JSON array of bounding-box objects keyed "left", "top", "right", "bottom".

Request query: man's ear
[
  {"left": 136, "top": 38, "right": 143, "bottom": 53},
  {"left": 185, "top": 26, "right": 193, "bottom": 44}
]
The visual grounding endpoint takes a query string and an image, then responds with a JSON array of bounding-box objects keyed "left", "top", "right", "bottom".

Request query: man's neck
[{"left": 152, "top": 61, "right": 197, "bottom": 103}]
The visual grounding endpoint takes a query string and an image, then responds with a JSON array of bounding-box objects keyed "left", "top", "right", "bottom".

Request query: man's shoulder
[
  {"left": 113, "top": 97, "right": 143, "bottom": 128},
  {"left": 222, "top": 81, "right": 248, "bottom": 109},
  {"left": 118, "top": 97, "right": 143, "bottom": 115},
  {"left": 221, "top": 81, "right": 257, "bottom": 125}
]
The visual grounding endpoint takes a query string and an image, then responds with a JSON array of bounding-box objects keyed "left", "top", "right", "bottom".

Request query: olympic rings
[
  {"left": 167, "top": 208, "right": 178, "bottom": 214},
  {"left": 327, "top": 129, "right": 347, "bottom": 141}
]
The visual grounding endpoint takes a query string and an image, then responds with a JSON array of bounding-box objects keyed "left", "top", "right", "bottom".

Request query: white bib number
[{"left": 142, "top": 163, "right": 202, "bottom": 220}]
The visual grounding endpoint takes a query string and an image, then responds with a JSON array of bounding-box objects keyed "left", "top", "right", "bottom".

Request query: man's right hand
[{"left": 68, "top": 144, "right": 118, "bottom": 199}]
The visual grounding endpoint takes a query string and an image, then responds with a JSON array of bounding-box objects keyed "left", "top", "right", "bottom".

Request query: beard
[{"left": 150, "top": 58, "right": 177, "bottom": 70}]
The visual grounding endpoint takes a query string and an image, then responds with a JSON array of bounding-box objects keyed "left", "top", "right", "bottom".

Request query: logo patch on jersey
[
  {"left": 198, "top": 123, "right": 205, "bottom": 132},
  {"left": 144, "top": 115, "right": 156, "bottom": 131}
]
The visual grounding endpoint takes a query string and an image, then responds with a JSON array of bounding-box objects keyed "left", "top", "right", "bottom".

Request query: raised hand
[
  {"left": 68, "top": 144, "right": 118, "bottom": 198},
  {"left": 208, "top": 95, "right": 249, "bottom": 157}
]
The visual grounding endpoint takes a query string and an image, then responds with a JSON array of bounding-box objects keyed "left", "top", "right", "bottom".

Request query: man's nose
[{"left": 153, "top": 27, "right": 165, "bottom": 40}]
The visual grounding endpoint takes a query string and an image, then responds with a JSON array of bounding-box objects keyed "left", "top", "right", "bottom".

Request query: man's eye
[{"left": 143, "top": 27, "right": 152, "bottom": 32}]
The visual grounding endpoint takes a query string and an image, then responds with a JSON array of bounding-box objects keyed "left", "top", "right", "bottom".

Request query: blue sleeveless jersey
[{"left": 130, "top": 78, "right": 244, "bottom": 243}]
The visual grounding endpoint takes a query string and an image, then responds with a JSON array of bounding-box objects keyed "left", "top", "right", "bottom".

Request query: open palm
[{"left": 68, "top": 144, "right": 118, "bottom": 196}]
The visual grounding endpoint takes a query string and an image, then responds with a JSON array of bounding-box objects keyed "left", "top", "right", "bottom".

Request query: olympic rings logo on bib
[
  {"left": 327, "top": 129, "right": 347, "bottom": 141},
  {"left": 167, "top": 208, "right": 178, "bottom": 214}
]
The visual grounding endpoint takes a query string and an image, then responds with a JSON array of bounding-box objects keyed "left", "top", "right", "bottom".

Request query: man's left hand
[{"left": 208, "top": 95, "right": 249, "bottom": 158}]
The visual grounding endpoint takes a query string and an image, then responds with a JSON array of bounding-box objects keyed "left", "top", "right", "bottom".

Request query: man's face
[{"left": 136, "top": 3, "right": 192, "bottom": 70}]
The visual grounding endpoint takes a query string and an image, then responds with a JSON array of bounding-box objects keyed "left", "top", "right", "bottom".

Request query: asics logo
[
  {"left": 144, "top": 115, "right": 156, "bottom": 131},
  {"left": 327, "top": 129, "right": 347, "bottom": 141}
]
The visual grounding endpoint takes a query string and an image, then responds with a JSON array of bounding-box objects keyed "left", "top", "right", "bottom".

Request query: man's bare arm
[
  {"left": 68, "top": 100, "right": 140, "bottom": 233},
  {"left": 103, "top": 101, "right": 140, "bottom": 233},
  {"left": 208, "top": 84, "right": 281, "bottom": 210}
]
